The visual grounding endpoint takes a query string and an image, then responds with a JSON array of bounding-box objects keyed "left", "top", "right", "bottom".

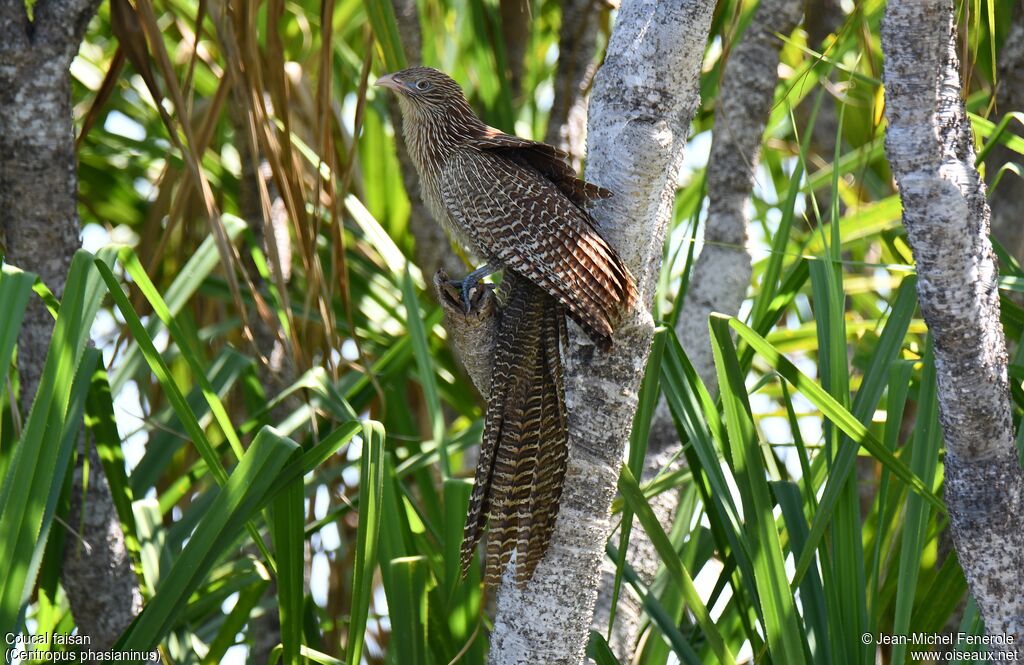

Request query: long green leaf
[
  {"left": 618, "top": 466, "right": 734, "bottom": 665},
  {"left": 710, "top": 316, "right": 806, "bottom": 665},
  {"left": 892, "top": 342, "right": 942, "bottom": 665},
  {"left": 774, "top": 481, "right": 832, "bottom": 665},
  {"left": 110, "top": 215, "right": 245, "bottom": 393},
  {"left": 120, "top": 247, "right": 244, "bottom": 460},
  {"left": 94, "top": 256, "right": 274, "bottom": 566},
  {"left": 402, "top": 268, "right": 446, "bottom": 474},
  {"left": 388, "top": 556, "right": 433, "bottom": 665},
  {"left": 0, "top": 266, "right": 35, "bottom": 407},
  {"left": 131, "top": 347, "right": 253, "bottom": 494},
  {"left": 587, "top": 631, "right": 621, "bottom": 665},
  {"left": 85, "top": 364, "right": 139, "bottom": 560},
  {"left": 202, "top": 561, "right": 271, "bottom": 665},
  {"left": 0, "top": 249, "right": 115, "bottom": 632},
  {"left": 611, "top": 327, "right": 666, "bottom": 636},
  {"left": 117, "top": 427, "right": 299, "bottom": 651},
  {"left": 727, "top": 316, "right": 943, "bottom": 512},
  {"left": 606, "top": 542, "right": 702, "bottom": 665},
  {"left": 346, "top": 421, "right": 385, "bottom": 665},
  {"left": 24, "top": 348, "right": 101, "bottom": 626},
  {"left": 271, "top": 458, "right": 306, "bottom": 665}
]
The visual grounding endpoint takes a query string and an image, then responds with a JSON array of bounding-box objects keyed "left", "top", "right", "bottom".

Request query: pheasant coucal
[{"left": 377, "top": 66, "right": 636, "bottom": 586}]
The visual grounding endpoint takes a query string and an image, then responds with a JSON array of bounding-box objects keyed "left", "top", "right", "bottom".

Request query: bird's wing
[
  {"left": 468, "top": 128, "right": 612, "bottom": 211},
  {"left": 440, "top": 150, "right": 635, "bottom": 349}
]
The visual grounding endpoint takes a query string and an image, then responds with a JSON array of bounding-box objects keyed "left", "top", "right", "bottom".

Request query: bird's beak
[{"left": 375, "top": 73, "right": 402, "bottom": 92}]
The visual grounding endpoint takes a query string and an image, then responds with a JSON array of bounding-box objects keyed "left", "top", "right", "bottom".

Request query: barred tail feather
[
  {"left": 518, "top": 297, "right": 568, "bottom": 584},
  {"left": 459, "top": 272, "right": 569, "bottom": 587}
]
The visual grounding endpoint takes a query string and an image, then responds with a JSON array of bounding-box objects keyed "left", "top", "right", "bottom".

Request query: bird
[{"left": 377, "top": 66, "right": 637, "bottom": 586}]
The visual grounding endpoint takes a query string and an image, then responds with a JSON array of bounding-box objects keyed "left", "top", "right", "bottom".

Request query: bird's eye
[{"left": 415, "top": 80, "right": 431, "bottom": 91}]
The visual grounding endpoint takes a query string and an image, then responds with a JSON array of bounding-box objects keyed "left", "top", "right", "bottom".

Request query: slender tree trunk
[
  {"left": 500, "top": 0, "right": 531, "bottom": 100},
  {"left": 0, "top": 0, "right": 144, "bottom": 647},
  {"left": 986, "top": 4, "right": 1024, "bottom": 264},
  {"left": 882, "top": 0, "right": 1024, "bottom": 649},
  {"left": 1, "top": 10, "right": 85, "bottom": 407},
  {"left": 62, "top": 443, "right": 145, "bottom": 650},
  {"left": 544, "top": 0, "right": 601, "bottom": 160},
  {"left": 387, "top": 0, "right": 465, "bottom": 281},
  {"left": 485, "top": 2, "right": 714, "bottom": 662},
  {"left": 664, "top": 0, "right": 803, "bottom": 409},
  {"left": 595, "top": 1, "right": 800, "bottom": 657}
]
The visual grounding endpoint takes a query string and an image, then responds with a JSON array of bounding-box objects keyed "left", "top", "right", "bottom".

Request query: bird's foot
[{"left": 449, "top": 264, "right": 495, "bottom": 313}]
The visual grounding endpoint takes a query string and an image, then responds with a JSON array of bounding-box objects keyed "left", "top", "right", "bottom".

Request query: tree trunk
[
  {"left": 62, "top": 443, "right": 145, "bottom": 650},
  {"left": 675, "top": 0, "right": 801, "bottom": 395},
  {"left": 388, "top": 0, "right": 466, "bottom": 281},
  {"left": 0, "top": 0, "right": 144, "bottom": 647},
  {"left": 544, "top": 0, "right": 602, "bottom": 161},
  {"left": 597, "top": 1, "right": 800, "bottom": 657},
  {"left": 882, "top": 0, "right": 1024, "bottom": 649},
  {"left": 499, "top": 0, "right": 531, "bottom": 100},
  {"left": 486, "top": 1, "right": 714, "bottom": 662},
  {"left": 986, "top": 4, "right": 1024, "bottom": 264},
  {"left": 1, "top": 11, "right": 85, "bottom": 407}
]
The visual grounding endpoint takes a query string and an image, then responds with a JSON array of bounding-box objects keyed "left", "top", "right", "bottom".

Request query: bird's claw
[
  {"left": 448, "top": 264, "right": 495, "bottom": 314},
  {"left": 461, "top": 279, "right": 475, "bottom": 313},
  {"left": 447, "top": 278, "right": 475, "bottom": 313}
]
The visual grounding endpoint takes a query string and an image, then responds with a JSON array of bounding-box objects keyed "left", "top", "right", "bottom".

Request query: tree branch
[
  {"left": 882, "top": 0, "right": 1024, "bottom": 647},
  {"left": 433, "top": 270, "right": 499, "bottom": 399},
  {"left": 544, "top": 0, "right": 601, "bottom": 157},
  {"left": 487, "top": 1, "right": 714, "bottom": 662},
  {"left": 33, "top": 0, "right": 103, "bottom": 61}
]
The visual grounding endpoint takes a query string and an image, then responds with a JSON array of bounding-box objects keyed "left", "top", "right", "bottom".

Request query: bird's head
[{"left": 375, "top": 67, "right": 473, "bottom": 119}]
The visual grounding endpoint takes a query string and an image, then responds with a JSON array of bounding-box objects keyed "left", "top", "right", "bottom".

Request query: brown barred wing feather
[
  {"left": 440, "top": 150, "right": 637, "bottom": 351},
  {"left": 469, "top": 128, "right": 613, "bottom": 210}
]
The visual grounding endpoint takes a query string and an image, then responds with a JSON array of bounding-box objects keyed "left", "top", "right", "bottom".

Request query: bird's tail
[{"left": 459, "top": 272, "right": 569, "bottom": 587}]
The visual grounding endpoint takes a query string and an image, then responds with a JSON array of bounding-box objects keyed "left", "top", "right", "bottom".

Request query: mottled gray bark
[
  {"left": 882, "top": 0, "right": 1024, "bottom": 648},
  {"left": 62, "top": 442, "right": 145, "bottom": 650},
  {"left": 1, "top": 6, "right": 88, "bottom": 406},
  {"left": 0, "top": 0, "right": 144, "bottom": 647},
  {"left": 487, "top": 1, "right": 714, "bottom": 663},
  {"left": 987, "top": 5, "right": 1024, "bottom": 263},
  {"left": 542, "top": 1, "right": 641, "bottom": 655}
]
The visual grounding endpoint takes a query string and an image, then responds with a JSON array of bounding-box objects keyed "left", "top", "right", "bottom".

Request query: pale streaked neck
[{"left": 399, "top": 96, "right": 488, "bottom": 171}]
